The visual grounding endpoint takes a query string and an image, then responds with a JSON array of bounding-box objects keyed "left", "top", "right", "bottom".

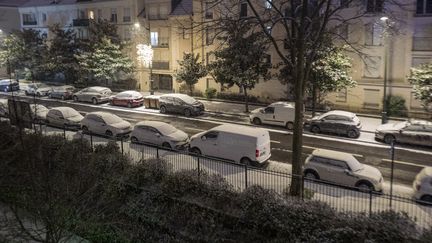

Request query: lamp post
[{"left": 381, "top": 16, "right": 389, "bottom": 124}]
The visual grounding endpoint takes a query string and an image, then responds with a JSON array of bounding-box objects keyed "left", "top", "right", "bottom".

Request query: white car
[
  {"left": 130, "top": 121, "right": 189, "bottom": 149},
  {"left": 29, "top": 104, "right": 49, "bottom": 123},
  {"left": 189, "top": 124, "right": 271, "bottom": 165},
  {"left": 46, "top": 107, "right": 83, "bottom": 128},
  {"left": 24, "top": 83, "right": 52, "bottom": 96},
  {"left": 303, "top": 149, "right": 384, "bottom": 192},
  {"left": 81, "top": 111, "right": 131, "bottom": 137},
  {"left": 249, "top": 102, "right": 296, "bottom": 129},
  {"left": 413, "top": 167, "right": 432, "bottom": 203}
]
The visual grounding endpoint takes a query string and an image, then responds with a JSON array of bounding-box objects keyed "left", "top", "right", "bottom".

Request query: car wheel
[
  {"left": 25, "top": 91, "right": 29, "bottom": 96},
  {"left": 420, "top": 195, "right": 432, "bottom": 203},
  {"left": 286, "top": 122, "right": 294, "bottom": 130},
  {"left": 357, "top": 181, "right": 374, "bottom": 192},
  {"left": 92, "top": 98, "right": 98, "bottom": 105},
  {"left": 190, "top": 147, "right": 201, "bottom": 155},
  {"left": 347, "top": 129, "right": 358, "bottom": 138},
  {"left": 160, "top": 105, "right": 167, "bottom": 114},
  {"left": 184, "top": 108, "right": 192, "bottom": 117},
  {"left": 127, "top": 102, "right": 132, "bottom": 108},
  {"left": 73, "top": 96, "right": 79, "bottom": 102},
  {"left": 162, "top": 142, "right": 172, "bottom": 149},
  {"left": 304, "top": 170, "right": 319, "bottom": 180},
  {"left": 252, "top": 117, "right": 262, "bottom": 125},
  {"left": 240, "top": 157, "right": 253, "bottom": 165},
  {"left": 310, "top": 125, "right": 320, "bottom": 134},
  {"left": 82, "top": 126, "right": 89, "bottom": 133},
  {"left": 384, "top": 134, "right": 395, "bottom": 144},
  {"left": 130, "top": 136, "right": 139, "bottom": 144},
  {"left": 61, "top": 95, "right": 65, "bottom": 100},
  {"left": 105, "top": 130, "right": 113, "bottom": 137}
]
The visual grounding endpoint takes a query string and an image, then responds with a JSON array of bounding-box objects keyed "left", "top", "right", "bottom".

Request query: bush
[
  {"left": 386, "top": 95, "right": 407, "bottom": 117},
  {"left": 204, "top": 88, "right": 217, "bottom": 99},
  {"left": 216, "top": 92, "right": 261, "bottom": 103},
  {"left": 178, "top": 83, "right": 203, "bottom": 97}
]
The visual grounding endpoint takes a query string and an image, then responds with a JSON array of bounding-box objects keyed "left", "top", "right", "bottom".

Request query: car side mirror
[
  {"left": 201, "top": 136, "right": 207, "bottom": 141},
  {"left": 344, "top": 169, "right": 353, "bottom": 176}
]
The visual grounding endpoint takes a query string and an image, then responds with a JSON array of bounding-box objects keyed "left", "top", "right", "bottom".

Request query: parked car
[
  {"left": 303, "top": 149, "right": 384, "bottom": 192},
  {"left": 413, "top": 167, "right": 432, "bottom": 203},
  {"left": 0, "top": 79, "right": 19, "bottom": 92},
  {"left": 159, "top": 94, "right": 205, "bottom": 116},
  {"left": 81, "top": 111, "right": 131, "bottom": 137},
  {"left": 307, "top": 110, "right": 361, "bottom": 138},
  {"left": 29, "top": 104, "right": 49, "bottom": 123},
  {"left": 73, "top": 86, "right": 112, "bottom": 104},
  {"left": 24, "top": 83, "right": 52, "bottom": 96},
  {"left": 46, "top": 107, "right": 83, "bottom": 128},
  {"left": 130, "top": 121, "right": 189, "bottom": 149},
  {"left": 189, "top": 124, "right": 271, "bottom": 165},
  {"left": 109, "top": 90, "right": 144, "bottom": 108},
  {"left": 0, "top": 98, "right": 8, "bottom": 117},
  {"left": 375, "top": 120, "right": 432, "bottom": 146},
  {"left": 249, "top": 102, "right": 295, "bottom": 129},
  {"left": 48, "top": 85, "right": 75, "bottom": 100}
]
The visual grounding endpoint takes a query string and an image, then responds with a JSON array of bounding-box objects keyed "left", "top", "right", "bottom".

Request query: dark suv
[
  {"left": 307, "top": 110, "right": 361, "bottom": 138},
  {"left": 159, "top": 94, "right": 205, "bottom": 116}
]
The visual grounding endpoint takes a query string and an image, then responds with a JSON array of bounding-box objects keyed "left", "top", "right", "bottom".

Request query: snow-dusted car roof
[
  {"left": 312, "top": 149, "right": 360, "bottom": 167},
  {"left": 116, "top": 90, "right": 142, "bottom": 96},
  {"left": 211, "top": 124, "right": 267, "bottom": 136},
  {"left": 136, "top": 121, "right": 171, "bottom": 128},
  {"left": 322, "top": 110, "right": 356, "bottom": 117}
]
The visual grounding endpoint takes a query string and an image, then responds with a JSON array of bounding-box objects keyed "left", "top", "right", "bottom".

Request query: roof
[
  {"left": 211, "top": 124, "right": 267, "bottom": 137},
  {"left": 170, "top": 0, "right": 192, "bottom": 16},
  {"left": 0, "top": 0, "right": 29, "bottom": 7},
  {"left": 117, "top": 90, "right": 142, "bottom": 96},
  {"left": 409, "top": 119, "right": 432, "bottom": 126},
  {"left": 88, "top": 86, "right": 110, "bottom": 91},
  {"left": 160, "top": 93, "right": 190, "bottom": 98},
  {"left": 136, "top": 121, "right": 171, "bottom": 128},
  {"left": 323, "top": 110, "right": 356, "bottom": 118},
  {"left": 88, "top": 111, "right": 110, "bottom": 117},
  {"left": 312, "top": 149, "right": 359, "bottom": 167},
  {"left": 270, "top": 101, "right": 294, "bottom": 108}
]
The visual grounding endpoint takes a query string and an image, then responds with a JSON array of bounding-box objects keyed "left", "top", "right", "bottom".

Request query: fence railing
[{"left": 23, "top": 122, "right": 432, "bottom": 229}]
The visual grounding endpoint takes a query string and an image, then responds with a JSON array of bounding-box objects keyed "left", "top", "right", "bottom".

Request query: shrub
[
  {"left": 178, "top": 83, "right": 203, "bottom": 97},
  {"left": 386, "top": 95, "right": 407, "bottom": 117},
  {"left": 204, "top": 88, "right": 217, "bottom": 99},
  {"left": 216, "top": 92, "right": 260, "bottom": 103}
]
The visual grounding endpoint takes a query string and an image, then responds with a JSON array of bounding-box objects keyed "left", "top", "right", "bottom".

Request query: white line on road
[{"left": 271, "top": 140, "right": 281, "bottom": 144}]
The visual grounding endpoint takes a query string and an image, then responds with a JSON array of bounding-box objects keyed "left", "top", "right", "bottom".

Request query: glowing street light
[
  {"left": 134, "top": 22, "right": 140, "bottom": 29},
  {"left": 136, "top": 44, "right": 153, "bottom": 68}
]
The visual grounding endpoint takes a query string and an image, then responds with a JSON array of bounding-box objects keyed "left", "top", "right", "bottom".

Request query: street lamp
[{"left": 380, "top": 16, "right": 390, "bottom": 124}]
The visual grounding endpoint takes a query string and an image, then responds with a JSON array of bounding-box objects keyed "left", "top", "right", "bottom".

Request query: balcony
[
  {"left": 148, "top": 14, "right": 168, "bottom": 20},
  {"left": 152, "top": 61, "right": 170, "bottom": 70},
  {"left": 73, "top": 18, "right": 90, "bottom": 27},
  {"left": 413, "top": 37, "right": 432, "bottom": 51},
  {"left": 151, "top": 37, "right": 169, "bottom": 48}
]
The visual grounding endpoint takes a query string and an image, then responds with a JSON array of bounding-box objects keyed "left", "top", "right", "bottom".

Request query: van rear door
[{"left": 256, "top": 131, "right": 271, "bottom": 163}]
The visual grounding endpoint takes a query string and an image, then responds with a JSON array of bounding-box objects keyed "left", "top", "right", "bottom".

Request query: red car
[{"left": 109, "top": 90, "right": 144, "bottom": 108}]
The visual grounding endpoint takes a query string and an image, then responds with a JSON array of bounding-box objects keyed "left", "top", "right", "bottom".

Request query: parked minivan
[
  {"left": 250, "top": 102, "right": 295, "bottom": 129},
  {"left": 413, "top": 167, "right": 432, "bottom": 203},
  {"left": 189, "top": 124, "right": 271, "bottom": 165}
]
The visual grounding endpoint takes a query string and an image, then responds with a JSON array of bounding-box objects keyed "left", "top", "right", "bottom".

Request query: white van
[
  {"left": 189, "top": 124, "right": 271, "bottom": 165},
  {"left": 249, "top": 102, "right": 295, "bottom": 129}
]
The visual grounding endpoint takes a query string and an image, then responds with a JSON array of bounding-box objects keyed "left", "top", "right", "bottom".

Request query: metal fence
[{"left": 28, "top": 123, "right": 432, "bottom": 229}]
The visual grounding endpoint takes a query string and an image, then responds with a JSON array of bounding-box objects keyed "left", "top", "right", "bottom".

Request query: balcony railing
[
  {"left": 23, "top": 21, "right": 37, "bottom": 26},
  {"left": 413, "top": 37, "right": 432, "bottom": 51},
  {"left": 73, "top": 18, "right": 90, "bottom": 27},
  {"left": 152, "top": 61, "right": 170, "bottom": 70},
  {"left": 148, "top": 14, "right": 168, "bottom": 20},
  {"left": 151, "top": 37, "right": 169, "bottom": 48}
]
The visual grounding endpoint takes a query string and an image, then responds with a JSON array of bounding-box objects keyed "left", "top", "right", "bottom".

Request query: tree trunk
[
  {"left": 311, "top": 83, "right": 317, "bottom": 117},
  {"left": 189, "top": 84, "right": 193, "bottom": 96},
  {"left": 244, "top": 87, "right": 249, "bottom": 113}
]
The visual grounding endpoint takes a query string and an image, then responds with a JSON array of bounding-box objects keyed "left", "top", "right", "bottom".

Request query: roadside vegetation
[{"left": 0, "top": 121, "right": 431, "bottom": 242}]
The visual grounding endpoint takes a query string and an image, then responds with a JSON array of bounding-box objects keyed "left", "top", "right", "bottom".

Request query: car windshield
[
  {"left": 348, "top": 156, "right": 364, "bottom": 172},
  {"left": 394, "top": 121, "right": 409, "bottom": 129},
  {"left": 158, "top": 123, "right": 177, "bottom": 135},
  {"left": 179, "top": 95, "right": 197, "bottom": 104},
  {"left": 62, "top": 108, "right": 81, "bottom": 118},
  {"left": 103, "top": 114, "right": 123, "bottom": 124}
]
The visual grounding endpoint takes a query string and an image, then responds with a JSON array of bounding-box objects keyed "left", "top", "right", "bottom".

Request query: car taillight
[{"left": 256, "top": 149, "right": 259, "bottom": 158}]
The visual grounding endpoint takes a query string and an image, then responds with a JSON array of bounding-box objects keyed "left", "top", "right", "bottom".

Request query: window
[
  {"left": 363, "top": 56, "right": 381, "bottom": 78},
  {"left": 89, "top": 10, "right": 94, "bottom": 19},
  {"left": 240, "top": 2, "right": 248, "bottom": 17},
  {"left": 363, "top": 89, "right": 380, "bottom": 109},
  {"left": 205, "top": 2, "right": 213, "bottom": 19},
  {"left": 22, "top": 13, "right": 37, "bottom": 25},
  {"left": 336, "top": 88, "right": 347, "bottom": 102},
  {"left": 328, "top": 159, "right": 349, "bottom": 170},
  {"left": 159, "top": 5, "right": 168, "bottom": 19},
  {"left": 206, "top": 28, "right": 214, "bottom": 45},
  {"left": 412, "top": 57, "right": 432, "bottom": 67},
  {"left": 78, "top": 10, "right": 85, "bottom": 19},
  {"left": 124, "top": 28, "right": 131, "bottom": 41},
  {"left": 110, "top": 8, "right": 117, "bottom": 23},
  {"left": 265, "top": 0, "right": 272, "bottom": 9},
  {"left": 123, "top": 8, "right": 131, "bottom": 22},
  {"left": 417, "top": 0, "right": 432, "bottom": 14},
  {"left": 151, "top": 32, "right": 158, "bottom": 46},
  {"left": 206, "top": 52, "right": 215, "bottom": 65},
  {"left": 42, "top": 13, "right": 47, "bottom": 23},
  {"left": 365, "top": 23, "right": 383, "bottom": 46},
  {"left": 366, "top": 0, "right": 383, "bottom": 13},
  {"left": 264, "top": 107, "right": 275, "bottom": 114},
  {"left": 204, "top": 131, "right": 218, "bottom": 139}
]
